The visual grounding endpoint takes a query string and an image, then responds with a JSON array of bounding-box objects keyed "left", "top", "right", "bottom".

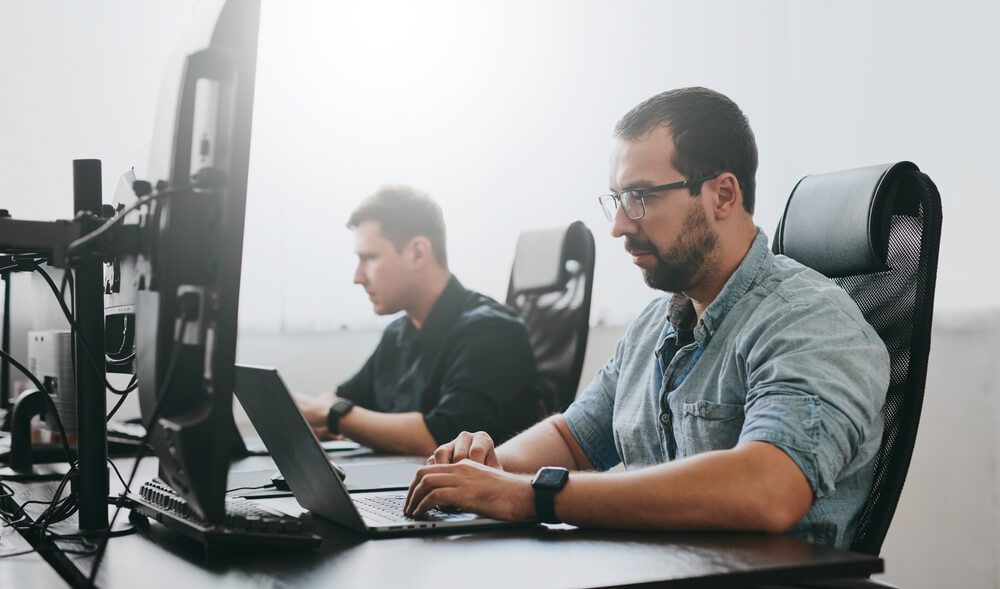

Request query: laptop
[{"left": 233, "top": 364, "right": 523, "bottom": 535}]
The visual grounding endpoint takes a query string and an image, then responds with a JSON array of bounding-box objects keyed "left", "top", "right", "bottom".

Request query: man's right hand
[
  {"left": 427, "top": 430, "right": 502, "bottom": 469},
  {"left": 291, "top": 392, "right": 335, "bottom": 439}
]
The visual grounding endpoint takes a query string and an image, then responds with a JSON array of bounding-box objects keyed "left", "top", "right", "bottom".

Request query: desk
[
  {"left": 5, "top": 455, "right": 883, "bottom": 588},
  {"left": 0, "top": 518, "right": 68, "bottom": 589}
]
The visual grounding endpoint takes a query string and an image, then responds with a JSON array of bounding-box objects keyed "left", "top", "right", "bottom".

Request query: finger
[
  {"left": 430, "top": 442, "right": 455, "bottom": 465},
  {"left": 413, "top": 488, "right": 459, "bottom": 519},
  {"left": 405, "top": 465, "right": 447, "bottom": 514},
  {"left": 467, "top": 432, "right": 494, "bottom": 464},
  {"left": 405, "top": 469, "right": 461, "bottom": 516},
  {"left": 451, "top": 431, "right": 475, "bottom": 463},
  {"left": 404, "top": 467, "right": 424, "bottom": 512}
]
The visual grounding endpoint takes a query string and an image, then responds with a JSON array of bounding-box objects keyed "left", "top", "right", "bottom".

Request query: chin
[{"left": 372, "top": 303, "right": 402, "bottom": 316}]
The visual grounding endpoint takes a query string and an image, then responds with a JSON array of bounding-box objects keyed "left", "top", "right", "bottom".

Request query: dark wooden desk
[{"left": 5, "top": 455, "right": 883, "bottom": 588}]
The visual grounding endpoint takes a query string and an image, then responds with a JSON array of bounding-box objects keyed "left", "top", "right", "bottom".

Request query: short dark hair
[
  {"left": 347, "top": 185, "right": 448, "bottom": 267},
  {"left": 614, "top": 87, "right": 758, "bottom": 214}
]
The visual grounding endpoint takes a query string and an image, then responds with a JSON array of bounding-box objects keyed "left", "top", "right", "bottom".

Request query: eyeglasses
[{"left": 598, "top": 174, "right": 719, "bottom": 221}]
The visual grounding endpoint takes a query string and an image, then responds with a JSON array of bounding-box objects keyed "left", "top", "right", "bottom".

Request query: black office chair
[
  {"left": 506, "top": 221, "right": 595, "bottom": 414},
  {"left": 772, "top": 161, "right": 942, "bottom": 557}
]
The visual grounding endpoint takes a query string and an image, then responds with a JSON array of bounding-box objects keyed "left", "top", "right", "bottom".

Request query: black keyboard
[{"left": 129, "top": 479, "right": 320, "bottom": 550}]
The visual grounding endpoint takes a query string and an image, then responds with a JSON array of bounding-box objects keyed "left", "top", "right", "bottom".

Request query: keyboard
[
  {"left": 354, "top": 493, "right": 470, "bottom": 526},
  {"left": 129, "top": 479, "right": 320, "bottom": 550}
]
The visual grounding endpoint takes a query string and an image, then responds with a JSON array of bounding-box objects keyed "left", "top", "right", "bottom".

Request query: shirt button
[{"left": 660, "top": 413, "right": 670, "bottom": 424}]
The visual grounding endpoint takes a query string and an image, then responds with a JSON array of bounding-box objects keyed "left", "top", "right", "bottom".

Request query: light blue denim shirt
[{"left": 564, "top": 230, "right": 889, "bottom": 548}]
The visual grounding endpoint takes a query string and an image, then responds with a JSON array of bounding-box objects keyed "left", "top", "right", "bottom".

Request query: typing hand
[
  {"left": 403, "top": 459, "right": 534, "bottom": 521},
  {"left": 290, "top": 392, "right": 335, "bottom": 440},
  {"left": 427, "top": 431, "right": 502, "bottom": 469}
]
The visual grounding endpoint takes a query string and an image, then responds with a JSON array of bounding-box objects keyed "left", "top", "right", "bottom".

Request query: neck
[
  {"left": 685, "top": 224, "right": 757, "bottom": 320},
  {"left": 406, "top": 269, "right": 452, "bottom": 329}
]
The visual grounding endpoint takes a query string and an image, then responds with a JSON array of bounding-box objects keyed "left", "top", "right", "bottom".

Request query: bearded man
[{"left": 404, "top": 87, "right": 889, "bottom": 549}]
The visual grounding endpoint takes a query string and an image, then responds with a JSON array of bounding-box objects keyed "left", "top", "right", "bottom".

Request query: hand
[
  {"left": 403, "top": 459, "right": 535, "bottom": 521},
  {"left": 427, "top": 430, "right": 502, "bottom": 469},
  {"left": 291, "top": 392, "right": 334, "bottom": 439}
]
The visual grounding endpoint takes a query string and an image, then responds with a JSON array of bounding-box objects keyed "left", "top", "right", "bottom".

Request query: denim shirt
[{"left": 564, "top": 230, "right": 889, "bottom": 548}]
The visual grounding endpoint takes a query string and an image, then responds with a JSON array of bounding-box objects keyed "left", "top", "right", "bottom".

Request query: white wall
[
  {"left": 877, "top": 313, "right": 1000, "bottom": 588},
  {"left": 1, "top": 1, "right": 998, "bottom": 332}
]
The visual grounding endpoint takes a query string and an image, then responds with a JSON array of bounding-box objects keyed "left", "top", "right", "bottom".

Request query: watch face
[
  {"left": 534, "top": 467, "right": 569, "bottom": 489},
  {"left": 332, "top": 398, "right": 354, "bottom": 416}
]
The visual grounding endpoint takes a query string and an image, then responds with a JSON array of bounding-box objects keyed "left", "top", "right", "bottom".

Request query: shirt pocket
[{"left": 676, "top": 400, "right": 745, "bottom": 456}]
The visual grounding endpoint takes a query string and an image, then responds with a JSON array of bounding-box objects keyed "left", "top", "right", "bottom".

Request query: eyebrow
[{"left": 611, "top": 179, "right": 658, "bottom": 192}]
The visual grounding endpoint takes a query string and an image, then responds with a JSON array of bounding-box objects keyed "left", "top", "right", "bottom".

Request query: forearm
[
  {"left": 496, "top": 415, "right": 593, "bottom": 473},
  {"left": 338, "top": 408, "right": 439, "bottom": 456},
  {"left": 553, "top": 442, "right": 812, "bottom": 533}
]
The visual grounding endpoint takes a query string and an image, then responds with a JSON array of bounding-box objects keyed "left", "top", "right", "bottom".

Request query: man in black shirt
[{"left": 294, "top": 186, "right": 539, "bottom": 456}]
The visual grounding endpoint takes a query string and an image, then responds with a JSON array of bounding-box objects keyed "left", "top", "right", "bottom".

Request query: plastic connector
[{"left": 132, "top": 180, "right": 153, "bottom": 198}]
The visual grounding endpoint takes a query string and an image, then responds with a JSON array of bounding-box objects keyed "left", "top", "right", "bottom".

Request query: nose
[
  {"left": 353, "top": 262, "right": 366, "bottom": 285},
  {"left": 610, "top": 205, "right": 638, "bottom": 239}
]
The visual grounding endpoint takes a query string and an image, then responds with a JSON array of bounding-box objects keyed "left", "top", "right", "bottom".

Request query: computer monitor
[{"left": 127, "top": 0, "right": 260, "bottom": 523}]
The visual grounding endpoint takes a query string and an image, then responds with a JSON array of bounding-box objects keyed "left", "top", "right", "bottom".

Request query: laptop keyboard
[{"left": 354, "top": 493, "right": 472, "bottom": 525}]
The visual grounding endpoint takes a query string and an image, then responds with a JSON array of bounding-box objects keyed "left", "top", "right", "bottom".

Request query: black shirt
[{"left": 336, "top": 275, "right": 539, "bottom": 445}]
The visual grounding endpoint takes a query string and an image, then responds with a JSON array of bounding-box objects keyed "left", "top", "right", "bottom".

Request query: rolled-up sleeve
[
  {"left": 738, "top": 300, "right": 889, "bottom": 498},
  {"left": 564, "top": 336, "right": 628, "bottom": 471}
]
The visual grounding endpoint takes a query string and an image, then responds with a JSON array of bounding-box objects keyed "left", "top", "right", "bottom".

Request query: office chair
[
  {"left": 506, "top": 221, "right": 595, "bottom": 414},
  {"left": 772, "top": 161, "right": 942, "bottom": 557}
]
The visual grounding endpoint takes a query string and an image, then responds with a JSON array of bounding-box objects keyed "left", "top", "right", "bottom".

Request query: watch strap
[
  {"left": 326, "top": 398, "right": 354, "bottom": 435},
  {"left": 534, "top": 486, "right": 561, "bottom": 524}
]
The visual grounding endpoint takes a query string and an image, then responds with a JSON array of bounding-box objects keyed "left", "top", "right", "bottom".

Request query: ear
[
  {"left": 711, "top": 173, "right": 743, "bottom": 221},
  {"left": 405, "top": 236, "right": 434, "bottom": 270}
]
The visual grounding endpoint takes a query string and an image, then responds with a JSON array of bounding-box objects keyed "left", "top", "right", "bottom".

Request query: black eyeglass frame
[{"left": 598, "top": 173, "right": 720, "bottom": 221}]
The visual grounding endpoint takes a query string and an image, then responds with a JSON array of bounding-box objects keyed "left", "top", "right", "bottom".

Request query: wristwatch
[
  {"left": 326, "top": 398, "right": 355, "bottom": 435},
  {"left": 531, "top": 466, "right": 569, "bottom": 524}
]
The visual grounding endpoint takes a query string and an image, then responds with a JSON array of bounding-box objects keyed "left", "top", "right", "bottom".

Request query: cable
[
  {"left": 65, "top": 184, "right": 191, "bottom": 257},
  {"left": 0, "top": 348, "right": 74, "bottom": 463},
  {"left": 105, "top": 374, "right": 138, "bottom": 422},
  {"left": 106, "top": 314, "right": 131, "bottom": 360},
  {"left": 107, "top": 458, "right": 127, "bottom": 491},
  {"left": 105, "top": 353, "right": 135, "bottom": 366},
  {"left": 88, "top": 314, "right": 189, "bottom": 586},
  {"left": 33, "top": 266, "right": 134, "bottom": 395},
  {"left": 225, "top": 484, "right": 274, "bottom": 494},
  {"left": 0, "top": 252, "right": 47, "bottom": 274}
]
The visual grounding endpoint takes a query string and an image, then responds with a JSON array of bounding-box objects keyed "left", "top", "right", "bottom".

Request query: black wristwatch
[
  {"left": 326, "top": 398, "right": 355, "bottom": 435},
  {"left": 531, "top": 466, "right": 569, "bottom": 524}
]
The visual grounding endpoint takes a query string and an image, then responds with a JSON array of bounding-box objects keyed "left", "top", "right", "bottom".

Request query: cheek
[
  {"left": 643, "top": 214, "right": 687, "bottom": 252},
  {"left": 370, "top": 261, "right": 403, "bottom": 292}
]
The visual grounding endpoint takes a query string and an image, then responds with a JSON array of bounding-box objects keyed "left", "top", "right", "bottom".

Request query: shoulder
[
  {"left": 443, "top": 290, "right": 535, "bottom": 362},
  {"left": 744, "top": 254, "right": 881, "bottom": 346},
  {"left": 378, "top": 315, "right": 410, "bottom": 341},
  {"left": 455, "top": 289, "right": 525, "bottom": 327}
]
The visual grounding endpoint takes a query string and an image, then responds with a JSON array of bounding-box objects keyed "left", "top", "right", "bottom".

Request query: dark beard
[{"left": 627, "top": 203, "right": 718, "bottom": 293}]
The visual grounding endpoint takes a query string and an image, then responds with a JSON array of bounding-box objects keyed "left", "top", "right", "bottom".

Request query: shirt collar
[
  {"left": 693, "top": 228, "right": 771, "bottom": 343},
  {"left": 399, "top": 274, "right": 468, "bottom": 349}
]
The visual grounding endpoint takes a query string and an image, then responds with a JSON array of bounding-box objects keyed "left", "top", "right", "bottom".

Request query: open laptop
[{"left": 233, "top": 364, "right": 523, "bottom": 535}]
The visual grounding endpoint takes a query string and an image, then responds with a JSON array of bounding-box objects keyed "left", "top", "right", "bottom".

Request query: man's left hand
[{"left": 403, "top": 459, "right": 535, "bottom": 521}]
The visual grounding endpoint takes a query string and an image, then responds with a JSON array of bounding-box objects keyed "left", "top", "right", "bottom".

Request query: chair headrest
[
  {"left": 773, "top": 161, "right": 919, "bottom": 278},
  {"left": 511, "top": 221, "right": 592, "bottom": 293}
]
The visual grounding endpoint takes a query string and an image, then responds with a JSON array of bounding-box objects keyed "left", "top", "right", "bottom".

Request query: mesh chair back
[
  {"left": 772, "top": 161, "right": 942, "bottom": 555},
  {"left": 506, "top": 221, "right": 595, "bottom": 414}
]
